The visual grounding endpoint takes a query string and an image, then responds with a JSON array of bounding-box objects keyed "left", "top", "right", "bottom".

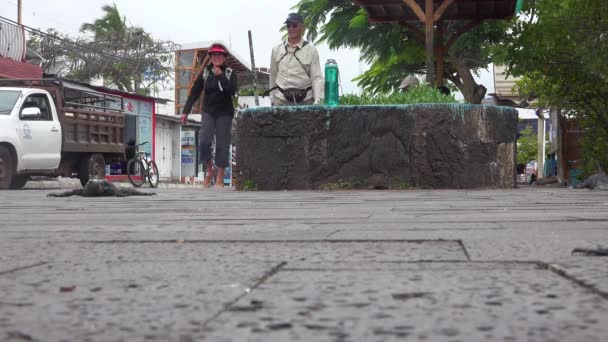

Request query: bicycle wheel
[
  {"left": 147, "top": 161, "right": 159, "bottom": 188},
  {"left": 126, "top": 158, "right": 146, "bottom": 187}
]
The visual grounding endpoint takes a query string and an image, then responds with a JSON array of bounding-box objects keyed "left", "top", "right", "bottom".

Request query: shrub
[
  {"left": 339, "top": 84, "right": 458, "bottom": 105},
  {"left": 238, "top": 88, "right": 266, "bottom": 96}
]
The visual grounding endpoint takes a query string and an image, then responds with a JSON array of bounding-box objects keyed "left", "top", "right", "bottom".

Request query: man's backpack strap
[
  {"left": 216, "top": 67, "right": 233, "bottom": 93},
  {"left": 277, "top": 41, "right": 311, "bottom": 78},
  {"left": 263, "top": 86, "right": 281, "bottom": 97},
  {"left": 225, "top": 67, "right": 233, "bottom": 81}
]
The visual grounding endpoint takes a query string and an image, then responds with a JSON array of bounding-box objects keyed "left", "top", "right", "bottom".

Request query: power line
[{"left": 0, "top": 15, "right": 174, "bottom": 72}]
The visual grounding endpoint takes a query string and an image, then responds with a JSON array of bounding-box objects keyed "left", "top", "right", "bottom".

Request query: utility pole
[
  {"left": 18, "top": 0, "right": 22, "bottom": 25},
  {"left": 248, "top": 30, "right": 259, "bottom": 106}
]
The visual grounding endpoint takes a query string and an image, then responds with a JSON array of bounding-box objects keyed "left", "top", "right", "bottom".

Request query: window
[
  {"left": 0, "top": 90, "right": 21, "bottom": 115},
  {"left": 20, "top": 93, "right": 52, "bottom": 121},
  {"left": 178, "top": 51, "right": 195, "bottom": 68},
  {"left": 177, "top": 70, "right": 192, "bottom": 87}
]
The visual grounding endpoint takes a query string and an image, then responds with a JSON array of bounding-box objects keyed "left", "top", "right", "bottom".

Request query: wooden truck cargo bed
[{"left": 61, "top": 106, "right": 125, "bottom": 154}]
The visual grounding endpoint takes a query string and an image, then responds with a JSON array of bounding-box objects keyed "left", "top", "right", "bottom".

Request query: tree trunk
[{"left": 450, "top": 59, "right": 487, "bottom": 104}]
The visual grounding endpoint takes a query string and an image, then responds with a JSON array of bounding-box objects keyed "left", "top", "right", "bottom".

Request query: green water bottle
[{"left": 324, "top": 59, "right": 339, "bottom": 106}]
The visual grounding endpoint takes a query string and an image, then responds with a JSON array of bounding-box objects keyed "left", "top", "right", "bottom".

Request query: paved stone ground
[{"left": 1, "top": 184, "right": 607, "bottom": 341}]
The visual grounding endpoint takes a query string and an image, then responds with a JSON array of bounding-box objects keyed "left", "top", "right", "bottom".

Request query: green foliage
[
  {"left": 516, "top": 126, "right": 537, "bottom": 165},
  {"left": 80, "top": 4, "right": 127, "bottom": 40},
  {"left": 240, "top": 180, "right": 258, "bottom": 191},
  {"left": 579, "top": 124, "right": 608, "bottom": 177},
  {"left": 318, "top": 178, "right": 359, "bottom": 190},
  {"left": 238, "top": 88, "right": 266, "bottom": 96},
  {"left": 339, "top": 85, "right": 457, "bottom": 105},
  {"left": 390, "top": 180, "right": 412, "bottom": 190},
  {"left": 494, "top": 0, "right": 608, "bottom": 172}
]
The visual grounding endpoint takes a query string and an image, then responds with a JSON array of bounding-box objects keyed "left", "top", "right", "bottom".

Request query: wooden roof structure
[
  {"left": 354, "top": 0, "right": 522, "bottom": 87},
  {"left": 355, "top": 0, "right": 519, "bottom": 23}
]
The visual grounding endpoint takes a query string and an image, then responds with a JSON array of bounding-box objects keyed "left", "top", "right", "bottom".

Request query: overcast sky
[{"left": 1, "top": 0, "right": 493, "bottom": 97}]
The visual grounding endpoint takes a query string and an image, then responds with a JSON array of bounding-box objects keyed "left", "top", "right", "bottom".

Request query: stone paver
[
  {"left": 1, "top": 185, "right": 607, "bottom": 341},
  {"left": 205, "top": 263, "right": 608, "bottom": 342}
]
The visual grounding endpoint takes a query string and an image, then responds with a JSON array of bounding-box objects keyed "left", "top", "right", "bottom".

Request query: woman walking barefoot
[{"left": 181, "top": 42, "right": 238, "bottom": 188}]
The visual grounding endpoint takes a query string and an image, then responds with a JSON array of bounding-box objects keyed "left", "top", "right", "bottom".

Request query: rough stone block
[{"left": 236, "top": 104, "right": 518, "bottom": 190}]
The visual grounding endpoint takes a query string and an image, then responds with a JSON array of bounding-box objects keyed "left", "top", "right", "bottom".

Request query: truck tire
[
  {"left": 79, "top": 153, "right": 106, "bottom": 187},
  {"left": 0, "top": 146, "right": 15, "bottom": 190},
  {"left": 10, "top": 175, "right": 29, "bottom": 189}
]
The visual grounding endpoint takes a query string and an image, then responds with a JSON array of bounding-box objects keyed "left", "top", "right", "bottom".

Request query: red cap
[{"left": 209, "top": 44, "right": 227, "bottom": 55}]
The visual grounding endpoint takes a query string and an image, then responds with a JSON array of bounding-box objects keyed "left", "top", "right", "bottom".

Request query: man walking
[{"left": 269, "top": 13, "right": 323, "bottom": 106}]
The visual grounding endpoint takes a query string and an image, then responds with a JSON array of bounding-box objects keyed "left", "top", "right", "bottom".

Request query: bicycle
[{"left": 126, "top": 142, "right": 159, "bottom": 188}]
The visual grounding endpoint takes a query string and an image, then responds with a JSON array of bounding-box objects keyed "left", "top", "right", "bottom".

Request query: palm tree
[
  {"left": 25, "top": 3, "right": 175, "bottom": 95},
  {"left": 80, "top": 3, "right": 127, "bottom": 42},
  {"left": 79, "top": 4, "right": 159, "bottom": 92}
]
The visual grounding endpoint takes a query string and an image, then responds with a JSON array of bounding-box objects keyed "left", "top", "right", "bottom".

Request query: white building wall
[
  {"left": 156, "top": 87, "right": 176, "bottom": 116},
  {"left": 238, "top": 95, "right": 271, "bottom": 109}
]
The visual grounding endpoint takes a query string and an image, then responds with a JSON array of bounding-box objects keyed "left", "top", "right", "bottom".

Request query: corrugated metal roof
[
  {"left": 62, "top": 79, "right": 173, "bottom": 104},
  {"left": 62, "top": 80, "right": 109, "bottom": 97},
  {"left": 0, "top": 56, "right": 42, "bottom": 79}
]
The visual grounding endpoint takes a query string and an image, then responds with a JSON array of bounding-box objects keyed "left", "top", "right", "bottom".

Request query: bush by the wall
[{"left": 339, "top": 85, "right": 458, "bottom": 105}]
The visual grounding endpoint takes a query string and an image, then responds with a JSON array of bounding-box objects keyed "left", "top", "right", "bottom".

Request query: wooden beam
[
  {"left": 376, "top": 5, "right": 387, "bottom": 17},
  {"left": 434, "top": 0, "right": 455, "bottom": 22},
  {"left": 403, "top": 0, "right": 426, "bottom": 23},
  {"left": 425, "top": 0, "right": 435, "bottom": 85}
]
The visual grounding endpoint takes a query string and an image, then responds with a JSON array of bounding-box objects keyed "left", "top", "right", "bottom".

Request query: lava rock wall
[{"left": 235, "top": 104, "right": 518, "bottom": 190}]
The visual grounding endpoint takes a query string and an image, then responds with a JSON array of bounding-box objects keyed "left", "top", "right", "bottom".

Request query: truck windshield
[{"left": 0, "top": 90, "right": 21, "bottom": 115}]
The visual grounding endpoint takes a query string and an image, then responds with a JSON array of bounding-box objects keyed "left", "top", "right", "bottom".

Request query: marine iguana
[
  {"left": 47, "top": 179, "right": 156, "bottom": 197},
  {"left": 573, "top": 173, "right": 608, "bottom": 190},
  {"left": 571, "top": 247, "right": 608, "bottom": 256}
]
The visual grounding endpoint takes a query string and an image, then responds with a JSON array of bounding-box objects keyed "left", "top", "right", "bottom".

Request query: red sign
[{"left": 126, "top": 102, "right": 135, "bottom": 112}]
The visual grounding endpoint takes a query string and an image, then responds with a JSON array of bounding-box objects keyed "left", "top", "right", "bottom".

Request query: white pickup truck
[{"left": 0, "top": 79, "right": 126, "bottom": 189}]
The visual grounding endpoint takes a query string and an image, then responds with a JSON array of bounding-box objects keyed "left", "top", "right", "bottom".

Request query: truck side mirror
[{"left": 21, "top": 107, "right": 42, "bottom": 120}]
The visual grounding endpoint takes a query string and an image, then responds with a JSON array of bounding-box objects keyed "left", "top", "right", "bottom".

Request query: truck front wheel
[
  {"left": 10, "top": 175, "right": 29, "bottom": 189},
  {"left": 79, "top": 153, "right": 106, "bottom": 187},
  {"left": 0, "top": 146, "right": 15, "bottom": 190}
]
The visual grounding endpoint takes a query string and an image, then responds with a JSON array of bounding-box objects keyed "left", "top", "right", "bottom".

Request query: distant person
[
  {"left": 269, "top": 13, "right": 323, "bottom": 106},
  {"left": 181, "top": 42, "right": 237, "bottom": 188}
]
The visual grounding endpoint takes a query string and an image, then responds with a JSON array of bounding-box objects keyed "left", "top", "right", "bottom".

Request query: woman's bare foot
[
  {"left": 203, "top": 163, "right": 215, "bottom": 187},
  {"left": 214, "top": 168, "right": 225, "bottom": 188}
]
